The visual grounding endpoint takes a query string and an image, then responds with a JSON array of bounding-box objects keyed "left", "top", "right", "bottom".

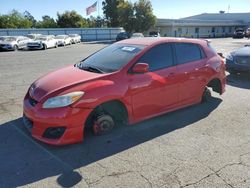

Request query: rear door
[
  {"left": 129, "top": 43, "right": 179, "bottom": 120},
  {"left": 174, "top": 43, "right": 207, "bottom": 104}
]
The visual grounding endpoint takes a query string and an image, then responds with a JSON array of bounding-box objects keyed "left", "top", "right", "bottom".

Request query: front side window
[
  {"left": 138, "top": 43, "right": 174, "bottom": 71},
  {"left": 175, "top": 43, "right": 204, "bottom": 65}
]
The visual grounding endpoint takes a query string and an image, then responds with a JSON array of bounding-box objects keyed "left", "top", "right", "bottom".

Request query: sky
[{"left": 0, "top": 0, "right": 249, "bottom": 20}]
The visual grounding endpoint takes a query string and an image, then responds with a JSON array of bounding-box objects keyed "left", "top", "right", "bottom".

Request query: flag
[{"left": 86, "top": 2, "right": 97, "bottom": 16}]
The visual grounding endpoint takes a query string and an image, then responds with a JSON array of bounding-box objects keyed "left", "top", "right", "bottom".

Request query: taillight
[{"left": 221, "top": 59, "right": 226, "bottom": 72}]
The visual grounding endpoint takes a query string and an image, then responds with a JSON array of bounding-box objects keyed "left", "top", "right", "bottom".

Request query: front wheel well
[
  {"left": 207, "top": 78, "right": 222, "bottom": 94},
  {"left": 85, "top": 100, "right": 129, "bottom": 129}
]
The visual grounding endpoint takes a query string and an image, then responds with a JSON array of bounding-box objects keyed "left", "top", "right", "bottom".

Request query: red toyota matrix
[{"left": 23, "top": 38, "right": 226, "bottom": 145}]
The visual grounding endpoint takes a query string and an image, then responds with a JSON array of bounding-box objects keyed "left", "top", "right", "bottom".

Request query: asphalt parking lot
[{"left": 0, "top": 38, "right": 249, "bottom": 188}]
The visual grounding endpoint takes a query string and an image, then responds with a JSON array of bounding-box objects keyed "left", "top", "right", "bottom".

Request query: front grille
[
  {"left": 28, "top": 96, "right": 38, "bottom": 106},
  {"left": 235, "top": 56, "right": 250, "bottom": 66}
]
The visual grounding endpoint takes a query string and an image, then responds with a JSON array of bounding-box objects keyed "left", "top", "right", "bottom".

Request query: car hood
[
  {"left": 0, "top": 41, "right": 15, "bottom": 45},
  {"left": 233, "top": 47, "right": 250, "bottom": 56},
  {"left": 29, "top": 65, "right": 107, "bottom": 102}
]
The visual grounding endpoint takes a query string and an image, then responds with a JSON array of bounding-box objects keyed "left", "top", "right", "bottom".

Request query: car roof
[{"left": 117, "top": 37, "right": 207, "bottom": 46}]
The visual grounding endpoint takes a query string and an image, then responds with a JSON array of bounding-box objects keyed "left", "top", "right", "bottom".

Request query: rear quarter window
[{"left": 175, "top": 43, "right": 205, "bottom": 64}]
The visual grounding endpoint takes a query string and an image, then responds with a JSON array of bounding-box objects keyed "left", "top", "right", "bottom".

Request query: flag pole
[{"left": 98, "top": 0, "right": 100, "bottom": 17}]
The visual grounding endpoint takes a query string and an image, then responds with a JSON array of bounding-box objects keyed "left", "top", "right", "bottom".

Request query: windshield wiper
[{"left": 77, "top": 64, "right": 104, "bottom": 74}]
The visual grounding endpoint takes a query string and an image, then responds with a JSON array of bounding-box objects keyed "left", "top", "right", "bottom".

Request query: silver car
[
  {"left": 0, "top": 36, "right": 31, "bottom": 51},
  {"left": 55, "top": 35, "right": 72, "bottom": 46}
]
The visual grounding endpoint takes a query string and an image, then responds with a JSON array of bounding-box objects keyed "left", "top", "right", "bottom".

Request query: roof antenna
[{"left": 228, "top": 5, "right": 230, "bottom": 13}]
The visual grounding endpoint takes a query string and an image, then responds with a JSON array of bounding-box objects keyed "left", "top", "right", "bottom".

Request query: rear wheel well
[
  {"left": 85, "top": 100, "right": 128, "bottom": 129},
  {"left": 207, "top": 78, "right": 222, "bottom": 94}
]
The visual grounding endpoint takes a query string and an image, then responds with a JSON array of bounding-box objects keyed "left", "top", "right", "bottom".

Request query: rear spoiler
[
  {"left": 204, "top": 39, "right": 211, "bottom": 44},
  {"left": 204, "top": 39, "right": 224, "bottom": 58}
]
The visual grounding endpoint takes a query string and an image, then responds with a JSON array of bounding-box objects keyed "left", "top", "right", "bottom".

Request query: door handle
[{"left": 168, "top": 72, "right": 175, "bottom": 77}]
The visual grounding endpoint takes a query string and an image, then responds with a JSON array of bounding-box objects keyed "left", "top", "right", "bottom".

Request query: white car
[
  {"left": 131, "top": 33, "right": 144, "bottom": 38},
  {"left": 55, "top": 35, "right": 72, "bottom": 46},
  {"left": 68, "top": 34, "right": 81, "bottom": 44},
  {"left": 0, "top": 36, "right": 31, "bottom": 51},
  {"left": 27, "top": 35, "right": 58, "bottom": 50}
]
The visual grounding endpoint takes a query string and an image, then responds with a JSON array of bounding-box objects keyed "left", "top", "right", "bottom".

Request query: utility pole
[
  {"left": 228, "top": 5, "right": 230, "bottom": 13},
  {"left": 98, "top": 0, "right": 100, "bottom": 17}
]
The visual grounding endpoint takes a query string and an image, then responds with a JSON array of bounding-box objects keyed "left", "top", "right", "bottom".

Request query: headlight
[
  {"left": 226, "top": 54, "right": 234, "bottom": 61},
  {"left": 43, "top": 91, "right": 84, "bottom": 109}
]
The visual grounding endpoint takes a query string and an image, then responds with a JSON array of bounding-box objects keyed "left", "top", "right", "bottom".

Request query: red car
[{"left": 23, "top": 38, "right": 226, "bottom": 145}]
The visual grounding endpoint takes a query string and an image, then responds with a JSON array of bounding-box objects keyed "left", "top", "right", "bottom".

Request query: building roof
[
  {"left": 156, "top": 18, "right": 244, "bottom": 27},
  {"left": 155, "top": 12, "right": 250, "bottom": 27},
  {"left": 183, "top": 13, "right": 250, "bottom": 24}
]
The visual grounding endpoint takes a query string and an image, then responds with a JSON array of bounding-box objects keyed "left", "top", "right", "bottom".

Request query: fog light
[{"left": 43, "top": 127, "right": 66, "bottom": 139}]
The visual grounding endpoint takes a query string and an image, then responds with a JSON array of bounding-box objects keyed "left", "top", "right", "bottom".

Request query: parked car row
[
  {"left": 116, "top": 32, "right": 145, "bottom": 41},
  {"left": 226, "top": 44, "right": 250, "bottom": 73},
  {"left": 116, "top": 31, "right": 161, "bottom": 41},
  {"left": 0, "top": 34, "right": 81, "bottom": 51},
  {"left": 233, "top": 28, "right": 250, "bottom": 39}
]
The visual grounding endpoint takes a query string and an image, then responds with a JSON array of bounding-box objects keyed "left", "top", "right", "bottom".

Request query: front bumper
[
  {"left": 0, "top": 45, "right": 14, "bottom": 51},
  {"left": 57, "top": 41, "right": 65, "bottom": 46},
  {"left": 27, "top": 43, "right": 43, "bottom": 50},
  {"left": 226, "top": 59, "right": 250, "bottom": 73},
  {"left": 23, "top": 93, "right": 92, "bottom": 145}
]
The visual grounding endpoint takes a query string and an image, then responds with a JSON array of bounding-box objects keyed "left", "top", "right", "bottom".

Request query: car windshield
[
  {"left": 4, "top": 37, "right": 17, "bottom": 42},
  {"left": 36, "top": 37, "right": 47, "bottom": 41},
  {"left": 27, "top": 35, "right": 37, "bottom": 39},
  {"left": 69, "top": 34, "right": 76, "bottom": 37},
  {"left": 119, "top": 33, "right": 127, "bottom": 36},
  {"left": 0, "top": 37, "right": 6, "bottom": 41},
  {"left": 77, "top": 43, "right": 145, "bottom": 73},
  {"left": 55, "top": 36, "right": 66, "bottom": 39}
]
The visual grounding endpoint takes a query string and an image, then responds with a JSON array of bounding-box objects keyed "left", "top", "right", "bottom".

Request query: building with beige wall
[{"left": 150, "top": 13, "right": 250, "bottom": 38}]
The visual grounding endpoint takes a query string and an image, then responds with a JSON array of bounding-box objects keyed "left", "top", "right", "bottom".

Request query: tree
[
  {"left": 36, "top": 15, "right": 57, "bottom": 28},
  {"left": 87, "top": 16, "right": 107, "bottom": 28},
  {"left": 102, "top": 0, "right": 123, "bottom": 27},
  {"left": 57, "top": 11, "right": 87, "bottom": 28},
  {"left": 134, "top": 0, "right": 156, "bottom": 32},
  {"left": 0, "top": 10, "right": 32, "bottom": 28},
  {"left": 117, "top": 1, "right": 134, "bottom": 32},
  {"left": 102, "top": 0, "right": 156, "bottom": 32},
  {"left": 23, "top": 11, "right": 36, "bottom": 27}
]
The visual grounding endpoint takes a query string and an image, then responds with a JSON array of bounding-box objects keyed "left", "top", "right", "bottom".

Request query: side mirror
[
  {"left": 218, "top": 53, "right": 224, "bottom": 58},
  {"left": 132, "top": 63, "right": 149, "bottom": 73}
]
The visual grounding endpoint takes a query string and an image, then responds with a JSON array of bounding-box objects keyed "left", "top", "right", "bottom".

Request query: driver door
[{"left": 129, "top": 43, "right": 179, "bottom": 121}]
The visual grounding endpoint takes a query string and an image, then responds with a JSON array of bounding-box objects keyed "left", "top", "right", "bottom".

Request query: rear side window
[
  {"left": 139, "top": 43, "right": 174, "bottom": 71},
  {"left": 175, "top": 43, "right": 204, "bottom": 64}
]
